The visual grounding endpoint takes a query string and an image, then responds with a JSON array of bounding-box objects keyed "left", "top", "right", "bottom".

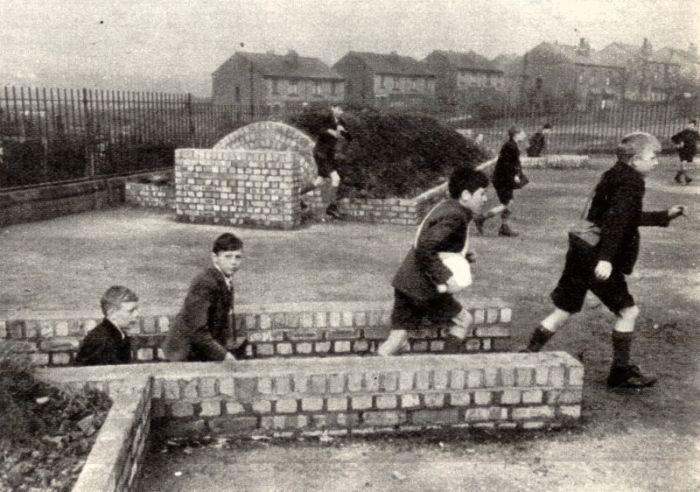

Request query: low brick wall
[
  {"left": 0, "top": 170, "right": 170, "bottom": 227},
  {"left": 71, "top": 376, "right": 153, "bottom": 492},
  {"left": 175, "top": 148, "right": 304, "bottom": 229},
  {"left": 125, "top": 175, "right": 175, "bottom": 210},
  {"left": 520, "top": 155, "right": 590, "bottom": 169},
  {"left": 36, "top": 353, "right": 583, "bottom": 442},
  {"left": 1, "top": 301, "right": 512, "bottom": 366}
]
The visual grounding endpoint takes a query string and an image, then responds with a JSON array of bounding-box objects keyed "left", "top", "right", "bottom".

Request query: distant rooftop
[
  {"left": 340, "top": 51, "right": 435, "bottom": 77},
  {"left": 222, "top": 50, "right": 343, "bottom": 80},
  {"left": 429, "top": 50, "right": 502, "bottom": 73}
]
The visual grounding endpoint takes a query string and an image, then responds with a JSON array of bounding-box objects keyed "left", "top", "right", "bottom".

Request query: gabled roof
[
  {"left": 533, "top": 41, "right": 619, "bottom": 68},
  {"left": 340, "top": 51, "right": 435, "bottom": 77},
  {"left": 232, "top": 51, "right": 343, "bottom": 80},
  {"left": 429, "top": 50, "right": 502, "bottom": 73},
  {"left": 653, "top": 47, "right": 698, "bottom": 66},
  {"left": 598, "top": 42, "right": 682, "bottom": 66}
]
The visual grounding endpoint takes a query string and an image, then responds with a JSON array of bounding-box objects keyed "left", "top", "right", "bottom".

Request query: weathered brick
[
  {"left": 465, "top": 339, "right": 481, "bottom": 352},
  {"left": 310, "top": 375, "right": 327, "bottom": 393},
  {"left": 380, "top": 373, "right": 399, "bottom": 392},
  {"left": 199, "top": 378, "right": 217, "bottom": 398},
  {"left": 512, "top": 406, "right": 555, "bottom": 420},
  {"left": 472, "top": 309, "right": 485, "bottom": 324},
  {"left": 329, "top": 312, "right": 341, "bottom": 328},
  {"left": 363, "top": 327, "right": 390, "bottom": 340},
  {"left": 466, "top": 369, "right": 484, "bottom": 388},
  {"left": 334, "top": 341, "right": 351, "bottom": 353},
  {"left": 500, "top": 367, "right": 515, "bottom": 386},
  {"left": 522, "top": 421, "right": 546, "bottom": 430},
  {"left": 568, "top": 366, "right": 584, "bottom": 386},
  {"left": 353, "top": 340, "right": 370, "bottom": 353},
  {"left": 412, "top": 408, "right": 459, "bottom": 425},
  {"left": 314, "top": 341, "right": 332, "bottom": 353},
  {"left": 501, "top": 390, "right": 521, "bottom": 404},
  {"left": 433, "top": 370, "right": 448, "bottom": 390},
  {"left": 296, "top": 342, "right": 313, "bottom": 354},
  {"left": 353, "top": 311, "right": 367, "bottom": 327},
  {"left": 516, "top": 368, "right": 533, "bottom": 387},
  {"left": 337, "top": 413, "right": 360, "bottom": 427},
  {"left": 486, "top": 309, "right": 499, "bottom": 323},
  {"left": 522, "top": 390, "right": 543, "bottom": 404},
  {"left": 31, "top": 353, "right": 50, "bottom": 365},
  {"left": 474, "top": 325, "right": 510, "bottom": 338},
  {"left": 218, "top": 378, "right": 235, "bottom": 396},
  {"left": 416, "top": 371, "right": 430, "bottom": 391},
  {"left": 473, "top": 390, "right": 492, "bottom": 405},
  {"left": 549, "top": 366, "right": 565, "bottom": 387},
  {"left": 257, "top": 377, "right": 273, "bottom": 395},
  {"left": 252, "top": 400, "right": 272, "bottom": 414},
  {"left": 55, "top": 321, "right": 69, "bottom": 337},
  {"left": 351, "top": 396, "right": 373, "bottom": 410},
  {"left": 348, "top": 373, "right": 363, "bottom": 392},
  {"left": 449, "top": 370, "right": 465, "bottom": 390},
  {"left": 363, "top": 411, "right": 405, "bottom": 426},
  {"left": 163, "top": 380, "right": 180, "bottom": 400},
  {"left": 301, "top": 397, "right": 324, "bottom": 412},
  {"left": 50, "top": 352, "right": 71, "bottom": 365},
  {"left": 225, "top": 401, "right": 245, "bottom": 414},
  {"left": 328, "top": 374, "right": 346, "bottom": 394},
  {"left": 401, "top": 394, "right": 421, "bottom": 408},
  {"left": 500, "top": 308, "right": 512, "bottom": 323},
  {"left": 424, "top": 393, "right": 446, "bottom": 408},
  {"left": 327, "top": 397, "right": 348, "bottom": 411},
  {"left": 376, "top": 395, "right": 398, "bottom": 409},
  {"left": 256, "top": 344, "right": 275, "bottom": 356},
  {"left": 464, "top": 406, "right": 507, "bottom": 422},
  {"left": 171, "top": 401, "right": 194, "bottom": 418},
  {"left": 449, "top": 392, "right": 471, "bottom": 406},
  {"left": 559, "top": 405, "right": 581, "bottom": 419},
  {"left": 364, "top": 373, "right": 380, "bottom": 392},
  {"left": 546, "top": 390, "right": 581, "bottom": 405},
  {"left": 534, "top": 366, "right": 549, "bottom": 386},
  {"left": 481, "top": 338, "right": 492, "bottom": 351},
  {"left": 277, "top": 343, "right": 293, "bottom": 355},
  {"left": 200, "top": 399, "right": 222, "bottom": 417}
]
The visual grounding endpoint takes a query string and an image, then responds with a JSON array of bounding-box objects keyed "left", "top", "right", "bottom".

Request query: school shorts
[
  {"left": 494, "top": 185, "right": 514, "bottom": 205},
  {"left": 550, "top": 246, "right": 635, "bottom": 315},
  {"left": 390, "top": 289, "right": 463, "bottom": 331}
]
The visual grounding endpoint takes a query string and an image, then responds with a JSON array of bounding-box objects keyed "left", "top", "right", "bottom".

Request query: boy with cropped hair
[
  {"left": 75, "top": 285, "right": 139, "bottom": 366},
  {"left": 671, "top": 119, "right": 699, "bottom": 185},
  {"left": 163, "top": 233, "right": 244, "bottom": 362},
  {"left": 377, "top": 166, "right": 489, "bottom": 356},
  {"left": 522, "top": 132, "right": 687, "bottom": 388}
]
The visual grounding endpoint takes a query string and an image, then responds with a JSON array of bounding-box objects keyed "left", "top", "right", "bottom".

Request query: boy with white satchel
[
  {"left": 521, "top": 132, "right": 687, "bottom": 389},
  {"left": 377, "top": 166, "right": 489, "bottom": 356}
]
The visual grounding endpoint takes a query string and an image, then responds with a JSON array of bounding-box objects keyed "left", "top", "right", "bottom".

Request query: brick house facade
[
  {"left": 212, "top": 50, "right": 345, "bottom": 116},
  {"left": 424, "top": 50, "right": 505, "bottom": 112},
  {"left": 333, "top": 51, "right": 436, "bottom": 110}
]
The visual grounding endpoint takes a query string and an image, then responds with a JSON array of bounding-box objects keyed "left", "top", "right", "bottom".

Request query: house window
[
  {"left": 605, "top": 77, "right": 611, "bottom": 86},
  {"left": 313, "top": 80, "right": 322, "bottom": 96},
  {"left": 288, "top": 79, "right": 298, "bottom": 96},
  {"left": 331, "top": 81, "right": 337, "bottom": 96},
  {"left": 380, "top": 75, "right": 385, "bottom": 88},
  {"left": 272, "top": 79, "right": 279, "bottom": 95},
  {"left": 393, "top": 77, "right": 400, "bottom": 90},
  {"left": 234, "top": 86, "right": 241, "bottom": 103}
]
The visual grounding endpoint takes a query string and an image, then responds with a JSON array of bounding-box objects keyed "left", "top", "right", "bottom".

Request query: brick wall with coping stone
[
  {"left": 125, "top": 174, "right": 175, "bottom": 210},
  {"left": 70, "top": 375, "right": 153, "bottom": 492},
  {"left": 0, "top": 300, "right": 512, "bottom": 367},
  {"left": 36, "top": 353, "right": 583, "bottom": 441},
  {"left": 520, "top": 155, "right": 590, "bottom": 169}
]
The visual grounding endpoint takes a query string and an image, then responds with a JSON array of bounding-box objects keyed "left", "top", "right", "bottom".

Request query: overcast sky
[{"left": 1, "top": 0, "right": 698, "bottom": 94}]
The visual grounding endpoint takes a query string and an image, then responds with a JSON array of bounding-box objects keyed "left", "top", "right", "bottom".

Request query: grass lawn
[{"left": 2, "top": 155, "right": 699, "bottom": 490}]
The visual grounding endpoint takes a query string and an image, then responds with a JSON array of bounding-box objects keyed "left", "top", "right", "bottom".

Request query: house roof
[
  {"left": 653, "top": 47, "right": 698, "bottom": 66},
  {"left": 342, "top": 51, "right": 435, "bottom": 77},
  {"left": 234, "top": 51, "right": 344, "bottom": 80},
  {"left": 429, "top": 50, "right": 502, "bottom": 73},
  {"left": 535, "top": 42, "right": 619, "bottom": 68},
  {"left": 597, "top": 42, "right": 682, "bottom": 66}
]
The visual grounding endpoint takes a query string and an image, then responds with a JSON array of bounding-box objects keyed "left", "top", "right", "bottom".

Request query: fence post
[
  {"left": 186, "top": 93, "right": 195, "bottom": 146},
  {"left": 82, "top": 88, "right": 96, "bottom": 178}
]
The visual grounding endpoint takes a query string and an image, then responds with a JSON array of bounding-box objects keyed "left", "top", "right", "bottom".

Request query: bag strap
[{"left": 414, "top": 199, "right": 470, "bottom": 255}]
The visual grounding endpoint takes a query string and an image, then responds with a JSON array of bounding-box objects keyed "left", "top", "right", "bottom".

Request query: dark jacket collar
[{"left": 102, "top": 318, "right": 127, "bottom": 339}]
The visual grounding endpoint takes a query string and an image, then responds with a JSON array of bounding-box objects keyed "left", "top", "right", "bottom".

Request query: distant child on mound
[
  {"left": 163, "top": 233, "right": 244, "bottom": 362},
  {"left": 526, "top": 123, "right": 552, "bottom": 157},
  {"left": 671, "top": 119, "right": 699, "bottom": 185},
  {"left": 75, "top": 286, "right": 139, "bottom": 366},
  {"left": 377, "top": 166, "right": 489, "bottom": 356},
  {"left": 474, "top": 126, "right": 527, "bottom": 237},
  {"left": 521, "top": 132, "right": 687, "bottom": 389}
]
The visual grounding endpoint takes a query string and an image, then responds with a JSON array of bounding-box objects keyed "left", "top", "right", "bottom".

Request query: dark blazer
[
  {"left": 392, "top": 199, "right": 473, "bottom": 301},
  {"left": 492, "top": 139, "right": 521, "bottom": 190},
  {"left": 313, "top": 111, "right": 352, "bottom": 177},
  {"left": 163, "top": 267, "right": 233, "bottom": 361},
  {"left": 671, "top": 128, "right": 700, "bottom": 162},
  {"left": 526, "top": 132, "right": 546, "bottom": 157},
  {"left": 75, "top": 318, "right": 131, "bottom": 366},
  {"left": 586, "top": 161, "right": 670, "bottom": 274}
]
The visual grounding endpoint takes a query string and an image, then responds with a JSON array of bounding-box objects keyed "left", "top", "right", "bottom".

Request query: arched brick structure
[{"left": 214, "top": 121, "right": 318, "bottom": 189}]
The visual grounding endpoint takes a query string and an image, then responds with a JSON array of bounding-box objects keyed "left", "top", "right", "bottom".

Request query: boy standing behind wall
[{"left": 163, "top": 233, "right": 243, "bottom": 362}]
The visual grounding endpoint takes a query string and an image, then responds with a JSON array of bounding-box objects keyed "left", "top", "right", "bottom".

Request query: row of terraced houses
[{"left": 212, "top": 38, "right": 700, "bottom": 115}]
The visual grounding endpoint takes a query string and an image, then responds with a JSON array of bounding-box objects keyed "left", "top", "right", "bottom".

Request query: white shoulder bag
[{"left": 414, "top": 200, "right": 472, "bottom": 293}]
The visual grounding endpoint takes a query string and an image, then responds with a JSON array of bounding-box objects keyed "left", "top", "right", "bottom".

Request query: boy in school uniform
[
  {"left": 671, "top": 119, "right": 699, "bottom": 185},
  {"left": 75, "top": 286, "right": 139, "bottom": 366},
  {"left": 522, "top": 132, "right": 687, "bottom": 388},
  {"left": 526, "top": 123, "right": 552, "bottom": 157},
  {"left": 163, "top": 233, "right": 243, "bottom": 362},
  {"left": 377, "top": 166, "right": 489, "bottom": 356}
]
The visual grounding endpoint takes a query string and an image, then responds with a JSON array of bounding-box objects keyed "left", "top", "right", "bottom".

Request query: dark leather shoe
[
  {"left": 498, "top": 224, "right": 519, "bottom": 237},
  {"left": 607, "top": 364, "right": 657, "bottom": 388},
  {"left": 326, "top": 205, "right": 344, "bottom": 220}
]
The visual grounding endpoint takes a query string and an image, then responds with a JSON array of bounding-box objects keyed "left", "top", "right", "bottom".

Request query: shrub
[{"left": 288, "top": 107, "right": 490, "bottom": 198}]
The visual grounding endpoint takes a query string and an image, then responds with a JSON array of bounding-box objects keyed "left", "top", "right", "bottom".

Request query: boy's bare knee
[{"left": 618, "top": 305, "right": 639, "bottom": 320}]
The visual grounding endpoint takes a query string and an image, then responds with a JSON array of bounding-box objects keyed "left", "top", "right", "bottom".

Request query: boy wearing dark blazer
[
  {"left": 75, "top": 286, "right": 139, "bottom": 366},
  {"left": 377, "top": 166, "right": 490, "bottom": 356},
  {"left": 523, "top": 132, "right": 686, "bottom": 388},
  {"left": 671, "top": 119, "right": 699, "bottom": 185},
  {"left": 163, "top": 233, "right": 243, "bottom": 362}
]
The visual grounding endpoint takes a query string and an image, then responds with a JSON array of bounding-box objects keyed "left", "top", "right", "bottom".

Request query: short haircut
[
  {"left": 508, "top": 126, "right": 522, "bottom": 138},
  {"left": 543, "top": 123, "right": 552, "bottom": 130},
  {"left": 212, "top": 233, "right": 243, "bottom": 254},
  {"left": 616, "top": 132, "right": 661, "bottom": 163},
  {"left": 100, "top": 286, "right": 138, "bottom": 316},
  {"left": 448, "top": 166, "right": 490, "bottom": 198}
]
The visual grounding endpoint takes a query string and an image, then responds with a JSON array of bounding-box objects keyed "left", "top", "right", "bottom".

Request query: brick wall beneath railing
[
  {"left": 174, "top": 148, "right": 306, "bottom": 229},
  {"left": 0, "top": 301, "right": 512, "bottom": 366},
  {"left": 125, "top": 178, "right": 174, "bottom": 210}
]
